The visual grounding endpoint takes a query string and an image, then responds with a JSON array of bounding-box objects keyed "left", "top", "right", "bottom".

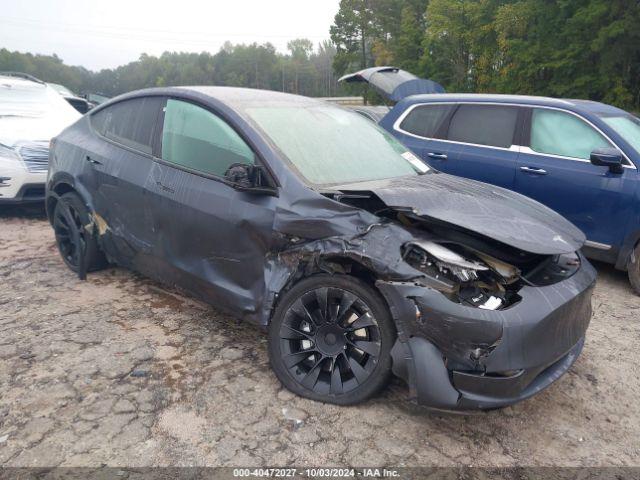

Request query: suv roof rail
[{"left": 0, "top": 72, "right": 45, "bottom": 84}]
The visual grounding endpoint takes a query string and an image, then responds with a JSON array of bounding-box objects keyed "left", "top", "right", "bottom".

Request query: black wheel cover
[
  {"left": 278, "top": 287, "right": 381, "bottom": 395},
  {"left": 53, "top": 201, "right": 85, "bottom": 268}
]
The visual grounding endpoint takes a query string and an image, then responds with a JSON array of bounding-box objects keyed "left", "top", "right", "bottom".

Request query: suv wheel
[
  {"left": 628, "top": 243, "right": 640, "bottom": 295},
  {"left": 268, "top": 274, "right": 396, "bottom": 405}
]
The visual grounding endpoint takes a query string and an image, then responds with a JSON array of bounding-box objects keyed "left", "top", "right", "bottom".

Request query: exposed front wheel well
[
  {"left": 319, "top": 256, "right": 378, "bottom": 287},
  {"left": 269, "top": 255, "right": 389, "bottom": 326}
]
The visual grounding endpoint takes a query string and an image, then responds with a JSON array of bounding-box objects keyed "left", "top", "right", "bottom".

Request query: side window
[
  {"left": 91, "top": 97, "right": 164, "bottom": 154},
  {"left": 530, "top": 109, "right": 612, "bottom": 160},
  {"left": 399, "top": 104, "right": 454, "bottom": 138},
  {"left": 447, "top": 104, "right": 519, "bottom": 148},
  {"left": 160, "top": 99, "right": 255, "bottom": 177}
]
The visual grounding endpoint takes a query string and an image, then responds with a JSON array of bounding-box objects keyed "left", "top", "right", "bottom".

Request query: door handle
[
  {"left": 520, "top": 166, "right": 547, "bottom": 175},
  {"left": 85, "top": 155, "right": 102, "bottom": 166},
  {"left": 427, "top": 152, "right": 448, "bottom": 160}
]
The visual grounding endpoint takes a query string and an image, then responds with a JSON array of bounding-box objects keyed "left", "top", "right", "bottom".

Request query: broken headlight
[
  {"left": 405, "top": 239, "right": 489, "bottom": 282},
  {"left": 403, "top": 239, "right": 514, "bottom": 310}
]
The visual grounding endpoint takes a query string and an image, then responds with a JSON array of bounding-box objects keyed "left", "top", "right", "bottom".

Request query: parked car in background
[
  {"left": 84, "top": 92, "right": 111, "bottom": 109},
  {"left": 0, "top": 73, "right": 80, "bottom": 204},
  {"left": 341, "top": 68, "right": 640, "bottom": 294},
  {"left": 48, "top": 82, "right": 91, "bottom": 114},
  {"left": 46, "top": 87, "right": 594, "bottom": 411}
]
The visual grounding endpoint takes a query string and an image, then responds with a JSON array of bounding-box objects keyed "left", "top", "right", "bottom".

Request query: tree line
[
  {"left": 331, "top": 0, "right": 640, "bottom": 110},
  {"left": 1, "top": 0, "right": 639, "bottom": 110},
  {"left": 0, "top": 40, "right": 344, "bottom": 98}
]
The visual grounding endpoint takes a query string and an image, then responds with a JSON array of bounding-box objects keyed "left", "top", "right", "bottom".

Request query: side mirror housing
[
  {"left": 590, "top": 148, "right": 624, "bottom": 174},
  {"left": 224, "top": 163, "right": 276, "bottom": 195}
]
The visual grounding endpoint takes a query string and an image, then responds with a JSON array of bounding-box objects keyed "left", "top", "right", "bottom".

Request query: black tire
[
  {"left": 53, "top": 192, "right": 107, "bottom": 273},
  {"left": 268, "top": 274, "right": 396, "bottom": 405},
  {"left": 628, "top": 243, "right": 640, "bottom": 295}
]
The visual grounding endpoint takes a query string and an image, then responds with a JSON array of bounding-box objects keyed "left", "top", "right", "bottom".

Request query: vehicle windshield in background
[
  {"left": 86, "top": 93, "right": 110, "bottom": 105},
  {"left": 245, "top": 105, "right": 428, "bottom": 186},
  {"left": 48, "top": 83, "right": 76, "bottom": 97},
  {"left": 0, "top": 81, "right": 76, "bottom": 119},
  {"left": 599, "top": 113, "right": 640, "bottom": 154}
]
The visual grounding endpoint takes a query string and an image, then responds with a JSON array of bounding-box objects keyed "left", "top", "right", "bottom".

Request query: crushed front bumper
[{"left": 377, "top": 254, "right": 596, "bottom": 411}]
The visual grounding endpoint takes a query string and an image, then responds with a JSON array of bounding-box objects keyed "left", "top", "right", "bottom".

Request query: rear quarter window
[
  {"left": 91, "top": 97, "right": 164, "bottom": 154},
  {"left": 399, "top": 104, "right": 454, "bottom": 138}
]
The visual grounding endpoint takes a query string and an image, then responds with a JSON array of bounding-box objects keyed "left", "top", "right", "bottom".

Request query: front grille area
[{"left": 16, "top": 141, "right": 49, "bottom": 173}]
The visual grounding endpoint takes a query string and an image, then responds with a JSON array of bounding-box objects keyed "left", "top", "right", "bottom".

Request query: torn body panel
[{"left": 261, "top": 195, "right": 595, "bottom": 411}]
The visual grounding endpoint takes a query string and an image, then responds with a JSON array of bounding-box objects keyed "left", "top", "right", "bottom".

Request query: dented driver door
[
  {"left": 144, "top": 98, "right": 278, "bottom": 319},
  {"left": 84, "top": 96, "right": 165, "bottom": 268}
]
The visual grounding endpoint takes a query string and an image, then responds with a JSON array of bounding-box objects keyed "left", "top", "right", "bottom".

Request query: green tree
[
  {"left": 394, "top": 5, "right": 425, "bottom": 72},
  {"left": 328, "top": 0, "right": 640, "bottom": 110},
  {"left": 0, "top": 42, "right": 345, "bottom": 99},
  {"left": 330, "top": 0, "right": 377, "bottom": 76}
]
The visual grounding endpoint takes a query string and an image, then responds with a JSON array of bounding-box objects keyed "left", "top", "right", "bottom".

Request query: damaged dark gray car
[{"left": 46, "top": 87, "right": 596, "bottom": 410}]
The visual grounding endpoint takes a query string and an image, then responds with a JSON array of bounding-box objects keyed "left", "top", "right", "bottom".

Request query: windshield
[
  {"left": 245, "top": 104, "right": 428, "bottom": 185},
  {"left": 48, "top": 83, "right": 76, "bottom": 97},
  {"left": 600, "top": 113, "right": 640, "bottom": 155}
]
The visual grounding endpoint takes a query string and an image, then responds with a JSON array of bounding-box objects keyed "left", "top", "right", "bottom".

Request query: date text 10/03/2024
[{"left": 232, "top": 468, "right": 401, "bottom": 478}]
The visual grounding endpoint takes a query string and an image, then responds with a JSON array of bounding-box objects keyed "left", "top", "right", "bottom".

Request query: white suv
[{"left": 0, "top": 74, "right": 80, "bottom": 204}]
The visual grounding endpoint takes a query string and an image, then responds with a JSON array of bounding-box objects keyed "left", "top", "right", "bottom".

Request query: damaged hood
[{"left": 333, "top": 173, "right": 586, "bottom": 255}]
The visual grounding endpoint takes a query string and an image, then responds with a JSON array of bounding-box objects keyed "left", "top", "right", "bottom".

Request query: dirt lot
[{"left": 0, "top": 204, "right": 639, "bottom": 468}]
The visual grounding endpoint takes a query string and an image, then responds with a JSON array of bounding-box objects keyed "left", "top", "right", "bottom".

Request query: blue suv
[{"left": 342, "top": 67, "right": 640, "bottom": 294}]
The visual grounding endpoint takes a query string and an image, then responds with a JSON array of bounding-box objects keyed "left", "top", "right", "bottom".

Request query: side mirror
[
  {"left": 590, "top": 148, "right": 624, "bottom": 174},
  {"left": 224, "top": 163, "right": 275, "bottom": 194}
]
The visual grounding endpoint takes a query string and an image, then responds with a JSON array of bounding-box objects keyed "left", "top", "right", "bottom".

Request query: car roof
[
  {"left": 109, "top": 86, "right": 322, "bottom": 111},
  {"left": 401, "top": 93, "right": 628, "bottom": 115}
]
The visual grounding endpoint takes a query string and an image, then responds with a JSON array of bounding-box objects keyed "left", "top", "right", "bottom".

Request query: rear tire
[
  {"left": 268, "top": 274, "right": 396, "bottom": 405},
  {"left": 628, "top": 244, "right": 640, "bottom": 296},
  {"left": 53, "top": 192, "right": 107, "bottom": 273}
]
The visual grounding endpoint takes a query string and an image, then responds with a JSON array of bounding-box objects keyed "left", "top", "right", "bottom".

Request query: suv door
[
  {"left": 514, "top": 107, "right": 637, "bottom": 250},
  {"left": 87, "top": 96, "right": 164, "bottom": 267},
  {"left": 394, "top": 103, "right": 461, "bottom": 172},
  {"left": 443, "top": 104, "right": 522, "bottom": 189},
  {"left": 147, "top": 97, "right": 278, "bottom": 317}
]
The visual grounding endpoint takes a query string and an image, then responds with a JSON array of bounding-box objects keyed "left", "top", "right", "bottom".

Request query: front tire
[
  {"left": 53, "top": 192, "right": 107, "bottom": 274},
  {"left": 268, "top": 274, "right": 396, "bottom": 405},
  {"left": 628, "top": 243, "right": 640, "bottom": 295}
]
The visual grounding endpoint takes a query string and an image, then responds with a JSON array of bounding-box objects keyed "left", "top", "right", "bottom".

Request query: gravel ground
[{"left": 1, "top": 204, "right": 639, "bottom": 468}]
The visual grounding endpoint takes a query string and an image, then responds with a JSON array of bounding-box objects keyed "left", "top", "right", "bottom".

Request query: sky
[{"left": 0, "top": 0, "right": 341, "bottom": 71}]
